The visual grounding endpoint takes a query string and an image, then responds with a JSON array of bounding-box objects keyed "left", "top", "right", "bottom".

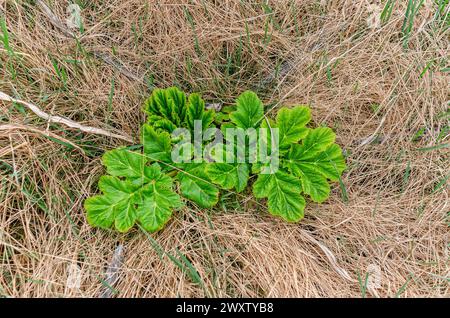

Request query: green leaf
[
  {"left": 102, "top": 148, "right": 146, "bottom": 178},
  {"left": 293, "top": 165, "right": 330, "bottom": 203},
  {"left": 287, "top": 143, "right": 346, "bottom": 181},
  {"left": 114, "top": 197, "right": 137, "bottom": 232},
  {"left": 136, "top": 177, "right": 182, "bottom": 233},
  {"left": 286, "top": 132, "right": 346, "bottom": 202},
  {"left": 214, "top": 112, "right": 229, "bottom": 125},
  {"left": 252, "top": 173, "right": 273, "bottom": 198},
  {"left": 85, "top": 176, "right": 137, "bottom": 232},
  {"left": 230, "top": 91, "right": 264, "bottom": 129},
  {"left": 84, "top": 195, "right": 116, "bottom": 229},
  {"left": 177, "top": 164, "right": 219, "bottom": 208},
  {"left": 253, "top": 170, "right": 305, "bottom": 222},
  {"left": 84, "top": 165, "right": 181, "bottom": 233},
  {"left": 206, "top": 162, "right": 249, "bottom": 192},
  {"left": 298, "top": 127, "right": 336, "bottom": 158},
  {"left": 313, "top": 144, "right": 347, "bottom": 180},
  {"left": 141, "top": 124, "right": 172, "bottom": 162},
  {"left": 276, "top": 106, "right": 310, "bottom": 149},
  {"left": 166, "top": 87, "right": 187, "bottom": 124},
  {"left": 151, "top": 117, "right": 178, "bottom": 133},
  {"left": 143, "top": 87, "right": 186, "bottom": 127},
  {"left": 98, "top": 175, "right": 137, "bottom": 200},
  {"left": 186, "top": 93, "right": 215, "bottom": 131},
  {"left": 236, "top": 163, "right": 250, "bottom": 192}
]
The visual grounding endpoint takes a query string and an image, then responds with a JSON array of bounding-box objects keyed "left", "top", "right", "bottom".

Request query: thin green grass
[
  {"left": 49, "top": 55, "right": 68, "bottom": 89},
  {"left": 401, "top": 161, "right": 411, "bottom": 193},
  {"left": 381, "top": 0, "right": 396, "bottom": 25},
  {"left": 107, "top": 77, "right": 115, "bottom": 124},
  {"left": 432, "top": 173, "right": 450, "bottom": 194},
  {"left": 139, "top": 225, "right": 207, "bottom": 292},
  {"left": 357, "top": 271, "right": 370, "bottom": 298},
  {"left": 394, "top": 275, "right": 413, "bottom": 297},
  {"left": 417, "top": 143, "right": 450, "bottom": 151},
  {"left": 183, "top": 7, "right": 201, "bottom": 57},
  {"left": 401, "top": 0, "right": 424, "bottom": 48},
  {"left": 96, "top": 273, "right": 120, "bottom": 297},
  {"left": 0, "top": 17, "right": 13, "bottom": 56}
]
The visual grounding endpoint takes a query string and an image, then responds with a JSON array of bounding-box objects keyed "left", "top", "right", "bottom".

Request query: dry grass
[{"left": 0, "top": 0, "right": 449, "bottom": 297}]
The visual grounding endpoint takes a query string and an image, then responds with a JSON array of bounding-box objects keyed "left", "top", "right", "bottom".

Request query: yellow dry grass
[{"left": 0, "top": 0, "right": 449, "bottom": 297}]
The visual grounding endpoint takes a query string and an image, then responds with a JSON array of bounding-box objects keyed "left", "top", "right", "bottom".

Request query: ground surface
[{"left": 0, "top": 0, "right": 449, "bottom": 297}]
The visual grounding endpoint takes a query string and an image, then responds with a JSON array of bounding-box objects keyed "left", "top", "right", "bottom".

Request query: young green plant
[{"left": 84, "top": 88, "right": 346, "bottom": 232}]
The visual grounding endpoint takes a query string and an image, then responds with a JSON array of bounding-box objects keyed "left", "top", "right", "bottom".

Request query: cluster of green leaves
[
  {"left": 84, "top": 87, "right": 346, "bottom": 233},
  {"left": 252, "top": 108, "right": 346, "bottom": 221}
]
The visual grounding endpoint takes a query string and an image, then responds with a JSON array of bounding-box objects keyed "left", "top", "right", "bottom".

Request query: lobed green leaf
[
  {"left": 229, "top": 91, "right": 264, "bottom": 129},
  {"left": 253, "top": 170, "right": 305, "bottom": 222},
  {"left": 177, "top": 163, "right": 219, "bottom": 208}
]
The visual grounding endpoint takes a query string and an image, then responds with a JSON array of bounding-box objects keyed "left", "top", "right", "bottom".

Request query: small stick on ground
[
  {"left": 0, "top": 123, "right": 86, "bottom": 155},
  {"left": 1, "top": 91, "right": 133, "bottom": 143}
]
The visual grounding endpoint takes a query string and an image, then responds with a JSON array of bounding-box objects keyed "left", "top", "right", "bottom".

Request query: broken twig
[
  {"left": 0, "top": 123, "right": 86, "bottom": 155},
  {"left": 1, "top": 91, "right": 133, "bottom": 143}
]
